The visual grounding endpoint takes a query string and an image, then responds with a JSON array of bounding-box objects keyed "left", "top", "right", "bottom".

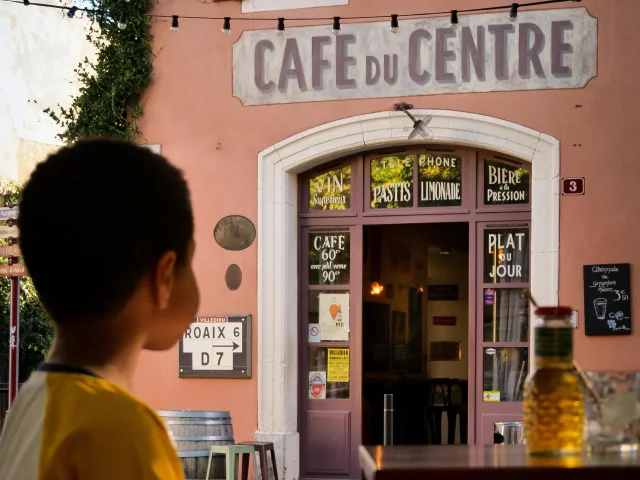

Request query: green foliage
[
  {"left": 370, "top": 155, "right": 414, "bottom": 208},
  {"left": 0, "top": 280, "right": 54, "bottom": 384},
  {"left": 0, "top": 181, "right": 53, "bottom": 384},
  {"left": 44, "top": 0, "right": 153, "bottom": 142},
  {"left": 308, "top": 165, "right": 352, "bottom": 211}
]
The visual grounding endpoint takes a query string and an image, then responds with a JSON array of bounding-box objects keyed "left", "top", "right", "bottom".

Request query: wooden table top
[{"left": 359, "top": 445, "right": 640, "bottom": 480}]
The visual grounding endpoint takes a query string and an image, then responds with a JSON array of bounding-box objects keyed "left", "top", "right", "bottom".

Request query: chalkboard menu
[{"left": 583, "top": 264, "right": 631, "bottom": 336}]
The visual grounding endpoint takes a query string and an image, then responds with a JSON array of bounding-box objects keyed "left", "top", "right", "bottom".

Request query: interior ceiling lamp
[
  {"left": 394, "top": 103, "right": 433, "bottom": 140},
  {"left": 370, "top": 282, "right": 384, "bottom": 296}
]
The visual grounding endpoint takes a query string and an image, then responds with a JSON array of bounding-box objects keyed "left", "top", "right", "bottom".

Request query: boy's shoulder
[
  {"left": 0, "top": 371, "right": 182, "bottom": 480},
  {"left": 45, "top": 370, "right": 167, "bottom": 434}
]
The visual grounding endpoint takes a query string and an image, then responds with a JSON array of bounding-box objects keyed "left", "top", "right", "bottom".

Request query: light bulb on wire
[
  {"left": 332, "top": 17, "right": 341, "bottom": 35},
  {"left": 117, "top": 14, "right": 127, "bottom": 30},
  {"left": 390, "top": 14, "right": 399, "bottom": 34},
  {"left": 277, "top": 17, "right": 285, "bottom": 36},
  {"left": 509, "top": 3, "right": 518, "bottom": 22},
  {"left": 170, "top": 15, "right": 179, "bottom": 32},
  {"left": 66, "top": 6, "right": 78, "bottom": 18},
  {"left": 450, "top": 10, "right": 459, "bottom": 30},
  {"left": 222, "top": 17, "right": 231, "bottom": 35}
]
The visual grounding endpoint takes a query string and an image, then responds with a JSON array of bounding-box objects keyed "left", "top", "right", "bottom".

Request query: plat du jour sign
[{"left": 233, "top": 7, "right": 597, "bottom": 106}]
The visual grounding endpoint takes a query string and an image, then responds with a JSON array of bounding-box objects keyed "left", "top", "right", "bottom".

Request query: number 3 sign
[{"left": 562, "top": 177, "right": 585, "bottom": 196}]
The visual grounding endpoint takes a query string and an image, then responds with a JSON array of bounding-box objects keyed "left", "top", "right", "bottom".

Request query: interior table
[{"left": 359, "top": 445, "right": 640, "bottom": 480}]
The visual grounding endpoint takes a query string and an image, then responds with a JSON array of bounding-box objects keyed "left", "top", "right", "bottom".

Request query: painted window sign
[
  {"left": 418, "top": 154, "right": 462, "bottom": 207},
  {"left": 233, "top": 8, "right": 597, "bottom": 106},
  {"left": 309, "top": 164, "right": 351, "bottom": 210},
  {"left": 483, "top": 228, "right": 530, "bottom": 283},
  {"left": 308, "top": 232, "right": 350, "bottom": 285},
  {"left": 484, "top": 160, "right": 530, "bottom": 205},
  {"left": 370, "top": 155, "right": 414, "bottom": 209}
]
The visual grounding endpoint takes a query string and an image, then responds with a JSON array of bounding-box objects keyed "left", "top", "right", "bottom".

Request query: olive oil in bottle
[{"left": 523, "top": 306, "right": 584, "bottom": 456}]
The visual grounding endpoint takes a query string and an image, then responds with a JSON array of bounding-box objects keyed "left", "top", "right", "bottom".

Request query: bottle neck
[{"left": 534, "top": 321, "right": 573, "bottom": 363}]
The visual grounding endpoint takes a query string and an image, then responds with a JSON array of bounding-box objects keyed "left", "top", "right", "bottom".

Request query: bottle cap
[{"left": 535, "top": 306, "right": 573, "bottom": 316}]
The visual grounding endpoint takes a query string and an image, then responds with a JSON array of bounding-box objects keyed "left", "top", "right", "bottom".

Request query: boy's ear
[{"left": 153, "top": 250, "right": 177, "bottom": 309}]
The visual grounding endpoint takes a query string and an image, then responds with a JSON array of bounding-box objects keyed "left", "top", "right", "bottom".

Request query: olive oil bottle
[{"left": 523, "top": 306, "right": 584, "bottom": 456}]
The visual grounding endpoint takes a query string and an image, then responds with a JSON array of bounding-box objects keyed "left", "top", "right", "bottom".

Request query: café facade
[{"left": 133, "top": 1, "right": 640, "bottom": 479}]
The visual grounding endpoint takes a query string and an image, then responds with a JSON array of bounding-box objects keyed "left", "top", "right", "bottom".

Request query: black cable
[{"left": 1, "top": 0, "right": 581, "bottom": 23}]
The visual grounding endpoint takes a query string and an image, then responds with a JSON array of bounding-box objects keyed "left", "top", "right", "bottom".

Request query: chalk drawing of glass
[{"left": 594, "top": 298, "right": 607, "bottom": 320}]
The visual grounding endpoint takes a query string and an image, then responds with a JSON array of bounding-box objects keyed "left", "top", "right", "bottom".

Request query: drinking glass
[{"left": 584, "top": 371, "right": 640, "bottom": 453}]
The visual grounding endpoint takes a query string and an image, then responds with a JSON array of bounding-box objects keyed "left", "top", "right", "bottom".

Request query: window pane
[
  {"left": 309, "top": 165, "right": 351, "bottom": 210},
  {"left": 370, "top": 155, "right": 414, "bottom": 209},
  {"left": 482, "top": 347, "right": 528, "bottom": 402},
  {"left": 309, "top": 347, "right": 350, "bottom": 399},
  {"left": 418, "top": 153, "right": 462, "bottom": 207},
  {"left": 484, "top": 160, "right": 530, "bottom": 205},
  {"left": 308, "top": 232, "right": 350, "bottom": 285},
  {"left": 483, "top": 288, "right": 529, "bottom": 342},
  {"left": 483, "top": 228, "right": 530, "bottom": 284},
  {"left": 308, "top": 291, "right": 350, "bottom": 343}
]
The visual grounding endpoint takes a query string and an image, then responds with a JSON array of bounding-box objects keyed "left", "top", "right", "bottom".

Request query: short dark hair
[{"left": 17, "top": 138, "right": 194, "bottom": 324}]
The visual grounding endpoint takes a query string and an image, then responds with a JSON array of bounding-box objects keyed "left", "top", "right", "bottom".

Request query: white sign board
[
  {"left": 233, "top": 7, "right": 597, "bottom": 106},
  {"left": 178, "top": 314, "right": 252, "bottom": 378},
  {"left": 0, "top": 226, "right": 19, "bottom": 239},
  {"left": 0, "top": 207, "right": 18, "bottom": 220}
]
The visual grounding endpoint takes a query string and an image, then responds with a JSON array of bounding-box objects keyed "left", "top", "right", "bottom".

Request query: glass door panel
[
  {"left": 300, "top": 225, "right": 362, "bottom": 479},
  {"left": 475, "top": 221, "right": 531, "bottom": 444}
]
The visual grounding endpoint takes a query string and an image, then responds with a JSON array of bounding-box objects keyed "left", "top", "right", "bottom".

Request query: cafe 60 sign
[{"left": 233, "top": 7, "right": 597, "bottom": 106}]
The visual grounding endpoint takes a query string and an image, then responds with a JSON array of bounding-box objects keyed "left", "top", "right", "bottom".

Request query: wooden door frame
[
  {"left": 298, "top": 224, "right": 363, "bottom": 478},
  {"left": 474, "top": 219, "right": 532, "bottom": 444},
  {"left": 298, "top": 146, "right": 532, "bottom": 477}
]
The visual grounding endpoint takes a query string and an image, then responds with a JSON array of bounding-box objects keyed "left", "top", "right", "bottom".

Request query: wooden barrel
[{"left": 158, "top": 410, "right": 234, "bottom": 480}]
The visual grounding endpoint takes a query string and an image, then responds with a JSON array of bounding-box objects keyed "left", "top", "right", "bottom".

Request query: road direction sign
[
  {"left": 0, "top": 244, "right": 20, "bottom": 257},
  {"left": 0, "top": 207, "right": 18, "bottom": 220},
  {"left": 0, "top": 263, "right": 27, "bottom": 277},
  {"left": 179, "top": 314, "right": 252, "bottom": 379},
  {"left": 0, "top": 225, "right": 18, "bottom": 239}
]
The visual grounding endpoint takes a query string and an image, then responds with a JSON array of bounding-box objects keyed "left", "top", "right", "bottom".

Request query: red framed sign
[{"left": 561, "top": 177, "right": 585, "bottom": 196}]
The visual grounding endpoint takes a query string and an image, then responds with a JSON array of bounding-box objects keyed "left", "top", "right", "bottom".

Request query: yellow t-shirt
[{"left": 0, "top": 364, "right": 184, "bottom": 480}]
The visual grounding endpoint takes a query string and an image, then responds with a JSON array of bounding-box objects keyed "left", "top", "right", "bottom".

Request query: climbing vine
[
  {"left": 0, "top": 179, "right": 54, "bottom": 384},
  {"left": 44, "top": 0, "right": 153, "bottom": 142}
]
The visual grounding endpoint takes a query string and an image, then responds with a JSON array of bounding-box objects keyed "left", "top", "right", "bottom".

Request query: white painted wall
[
  {"left": 241, "top": 0, "right": 347, "bottom": 14},
  {"left": 0, "top": 1, "right": 95, "bottom": 183}
]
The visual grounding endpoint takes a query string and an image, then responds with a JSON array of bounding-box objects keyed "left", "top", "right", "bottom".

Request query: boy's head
[{"left": 17, "top": 138, "right": 199, "bottom": 351}]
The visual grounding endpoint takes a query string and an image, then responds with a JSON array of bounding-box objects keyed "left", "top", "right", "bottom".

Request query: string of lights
[{"left": 2, "top": 0, "right": 581, "bottom": 33}]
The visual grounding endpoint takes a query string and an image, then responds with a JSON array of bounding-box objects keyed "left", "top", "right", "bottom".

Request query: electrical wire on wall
[{"left": 2, "top": 0, "right": 582, "bottom": 33}]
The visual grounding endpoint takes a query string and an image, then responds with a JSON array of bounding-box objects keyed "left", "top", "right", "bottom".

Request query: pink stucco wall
[{"left": 132, "top": 0, "right": 640, "bottom": 444}]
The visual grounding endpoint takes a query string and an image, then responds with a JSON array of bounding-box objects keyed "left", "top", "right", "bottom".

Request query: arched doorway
[{"left": 255, "top": 110, "right": 560, "bottom": 480}]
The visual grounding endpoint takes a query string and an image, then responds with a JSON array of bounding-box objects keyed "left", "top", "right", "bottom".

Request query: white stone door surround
[{"left": 255, "top": 109, "right": 560, "bottom": 479}]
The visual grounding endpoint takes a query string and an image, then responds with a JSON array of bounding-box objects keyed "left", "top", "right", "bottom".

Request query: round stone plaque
[
  {"left": 214, "top": 215, "right": 256, "bottom": 251},
  {"left": 225, "top": 264, "right": 242, "bottom": 291}
]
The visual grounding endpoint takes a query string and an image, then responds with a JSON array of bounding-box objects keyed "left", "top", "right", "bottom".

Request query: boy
[{"left": 0, "top": 139, "right": 199, "bottom": 479}]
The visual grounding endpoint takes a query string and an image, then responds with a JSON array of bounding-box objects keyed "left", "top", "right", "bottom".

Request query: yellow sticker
[
  {"left": 327, "top": 348, "right": 350, "bottom": 382},
  {"left": 483, "top": 391, "right": 501, "bottom": 402}
]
